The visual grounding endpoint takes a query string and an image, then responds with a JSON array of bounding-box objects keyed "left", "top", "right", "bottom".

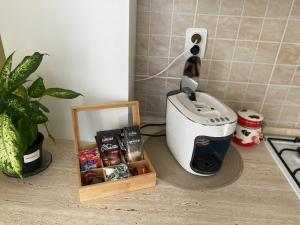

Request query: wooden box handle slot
[{"left": 71, "top": 101, "right": 140, "bottom": 151}]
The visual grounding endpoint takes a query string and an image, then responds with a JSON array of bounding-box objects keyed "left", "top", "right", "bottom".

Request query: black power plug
[
  {"left": 190, "top": 33, "right": 201, "bottom": 55},
  {"left": 190, "top": 45, "right": 200, "bottom": 55}
]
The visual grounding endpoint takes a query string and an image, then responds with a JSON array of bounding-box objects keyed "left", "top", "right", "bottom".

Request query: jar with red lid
[{"left": 233, "top": 109, "right": 264, "bottom": 147}]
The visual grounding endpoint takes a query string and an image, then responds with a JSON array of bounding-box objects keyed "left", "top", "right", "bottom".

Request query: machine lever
[{"left": 182, "top": 87, "right": 196, "bottom": 101}]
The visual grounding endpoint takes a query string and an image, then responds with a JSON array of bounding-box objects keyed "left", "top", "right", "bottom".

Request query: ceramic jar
[{"left": 233, "top": 109, "right": 264, "bottom": 147}]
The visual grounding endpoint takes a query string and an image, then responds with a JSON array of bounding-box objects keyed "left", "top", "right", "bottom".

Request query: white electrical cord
[{"left": 135, "top": 40, "right": 199, "bottom": 82}]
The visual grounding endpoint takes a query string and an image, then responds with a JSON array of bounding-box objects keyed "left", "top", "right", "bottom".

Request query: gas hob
[{"left": 265, "top": 136, "right": 300, "bottom": 200}]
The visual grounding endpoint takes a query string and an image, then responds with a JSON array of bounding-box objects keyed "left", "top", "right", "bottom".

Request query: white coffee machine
[
  {"left": 166, "top": 90, "right": 237, "bottom": 176},
  {"left": 166, "top": 29, "right": 237, "bottom": 176}
]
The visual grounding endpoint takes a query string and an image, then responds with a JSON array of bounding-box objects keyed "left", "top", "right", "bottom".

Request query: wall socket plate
[{"left": 184, "top": 28, "right": 207, "bottom": 59}]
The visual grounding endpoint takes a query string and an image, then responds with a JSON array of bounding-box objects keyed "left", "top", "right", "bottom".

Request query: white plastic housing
[
  {"left": 166, "top": 92, "right": 237, "bottom": 175},
  {"left": 185, "top": 28, "right": 207, "bottom": 59}
]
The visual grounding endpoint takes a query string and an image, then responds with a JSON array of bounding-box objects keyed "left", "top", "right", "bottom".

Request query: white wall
[{"left": 0, "top": 0, "right": 136, "bottom": 141}]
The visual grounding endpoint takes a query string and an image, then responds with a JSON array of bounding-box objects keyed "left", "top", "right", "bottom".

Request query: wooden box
[{"left": 71, "top": 101, "right": 156, "bottom": 202}]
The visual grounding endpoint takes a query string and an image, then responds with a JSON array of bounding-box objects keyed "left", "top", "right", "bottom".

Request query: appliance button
[
  {"left": 220, "top": 117, "right": 225, "bottom": 121},
  {"left": 197, "top": 109, "right": 201, "bottom": 111},
  {"left": 215, "top": 118, "right": 220, "bottom": 122},
  {"left": 225, "top": 117, "right": 230, "bottom": 121},
  {"left": 210, "top": 119, "right": 215, "bottom": 123}
]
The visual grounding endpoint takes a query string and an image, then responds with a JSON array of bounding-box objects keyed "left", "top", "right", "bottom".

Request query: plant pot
[
  {"left": 22, "top": 132, "right": 44, "bottom": 174},
  {"left": 3, "top": 132, "right": 52, "bottom": 178}
]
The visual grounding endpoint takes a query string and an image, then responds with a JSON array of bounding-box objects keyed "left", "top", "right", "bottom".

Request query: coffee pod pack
[
  {"left": 103, "top": 163, "right": 131, "bottom": 182},
  {"left": 96, "top": 130, "right": 126, "bottom": 167},
  {"left": 122, "top": 126, "right": 142, "bottom": 162},
  {"left": 78, "top": 147, "right": 103, "bottom": 171}
]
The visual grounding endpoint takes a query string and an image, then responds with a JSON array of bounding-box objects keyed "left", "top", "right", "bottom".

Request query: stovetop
[{"left": 266, "top": 136, "right": 300, "bottom": 200}]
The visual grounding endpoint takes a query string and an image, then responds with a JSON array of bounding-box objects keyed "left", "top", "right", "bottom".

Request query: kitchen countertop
[{"left": 0, "top": 137, "right": 300, "bottom": 225}]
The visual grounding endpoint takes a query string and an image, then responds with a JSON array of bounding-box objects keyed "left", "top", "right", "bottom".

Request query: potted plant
[{"left": 0, "top": 52, "right": 82, "bottom": 177}]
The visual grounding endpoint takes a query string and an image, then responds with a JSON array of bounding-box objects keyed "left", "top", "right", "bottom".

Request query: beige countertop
[{"left": 0, "top": 137, "right": 300, "bottom": 225}]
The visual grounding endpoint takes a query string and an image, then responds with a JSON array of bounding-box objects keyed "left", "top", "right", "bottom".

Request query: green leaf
[
  {"left": 0, "top": 96, "right": 4, "bottom": 113},
  {"left": 30, "top": 101, "right": 39, "bottom": 112},
  {"left": 44, "top": 123, "right": 55, "bottom": 143},
  {"left": 28, "top": 77, "right": 45, "bottom": 98},
  {"left": 19, "top": 119, "right": 38, "bottom": 147},
  {"left": 8, "top": 52, "right": 45, "bottom": 92},
  {"left": 44, "top": 88, "right": 82, "bottom": 99},
  {"left": 0, "top": 52, "right": 14, "bottom": 90},
  {"left": 5, "top": 94, "right": 31, "bottom": 119},
  {"left": 0, "top": 113, "right": 24, "bottom": 177},
  {"left": 14, "top": 85, "right": 29, "bottom": 101},
  {"left": 37, "top": 102, "right": 49, "bottom": 113},
  {"left": 30, "top": 101, "right": 49, "bottom": 113},
  {"left": 31, "top": 109, "right": 48, "bottom": 124}
]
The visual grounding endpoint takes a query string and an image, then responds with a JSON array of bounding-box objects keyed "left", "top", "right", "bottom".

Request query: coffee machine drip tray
[
  {"left": 191, "top": 154, "right": 222, "bottom": 175},
  {"left": 189, "top": 135, "right": 232, "bottom": 176}
]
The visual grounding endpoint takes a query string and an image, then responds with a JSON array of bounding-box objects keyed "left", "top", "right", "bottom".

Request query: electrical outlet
[{"left": 184, "top": 28, "right": 207, "bottom": 59}]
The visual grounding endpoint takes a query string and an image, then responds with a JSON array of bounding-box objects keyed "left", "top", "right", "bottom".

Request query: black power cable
[
  {"left": 140, "top": 123, "right": 166, "bottom": 137},
  {"left": 140, "top": 123, "right": 166, "bottom": 129},
  {"left": 141, "top": 133, "right": 166, "bottom": 137}
]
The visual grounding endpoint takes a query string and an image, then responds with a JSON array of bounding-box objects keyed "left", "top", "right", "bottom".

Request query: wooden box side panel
[
  {"left": 78, "top": 155, "right": 156, "bottom": 201},
  {"left": 79, "top": 173, "right": 156, "bottom": 202}
]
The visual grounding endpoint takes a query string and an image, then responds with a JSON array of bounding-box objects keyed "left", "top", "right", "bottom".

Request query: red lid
[{"left": 237, "top": 109, "right": 263, "bottom": 128}]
